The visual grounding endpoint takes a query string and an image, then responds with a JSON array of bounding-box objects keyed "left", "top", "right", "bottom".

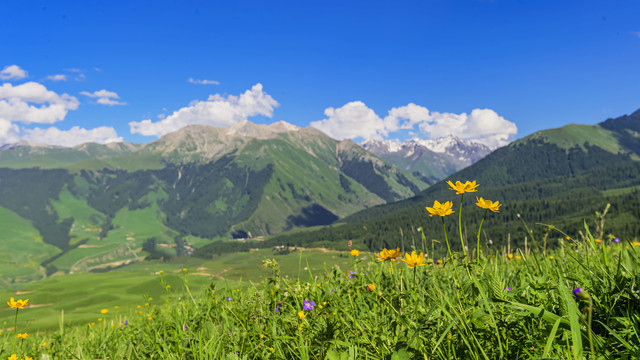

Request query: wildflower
[
  {"left": 436, "top": 259, "right": 442, "bottom": 265},
  {"left": 350, "top": 249, "right": 360, "bottom": 257},
  {"left": 8, "top": 355, "right": 18, "bottom": 360},
  {"left": 573, "top": 287, "right": 590, "bottom": 301},
  {"left": 98, "top": 318, "right": 102, "bottom": 322},
  {"left": 376, "top": 247, "right": 403, "bottom": 262},
  {"left": 227, "top": 297, "right": 233, "bottom": 302},
  {"left": 158, "top": 270, "right": 164, "bottom": 275},
  {"left": 426, "top": 200, "right": 454, "bottom": 217},
  {"left": 298, "top": 311, "right": 306, "bottom": 320},
  {"left": 348, "top": 271, "right": 356, "bottom": 279},
  {"left": 7, "top": 297, "right": 29, "bottom": 309},
  {"left": 100, "top": 308, "right": 109, "bottom": 314},
  {"left": 594, "top": 239, "right": 601, "bottom": 243},
  {"left": 24, "top": 356, "right": 33, "bottom": 360},
  {"left": 475, "top": 197, "right": 501, "bottom": 212},
  {"left": 275, "top": 302, "right": 282, "bottom": 312},
  {"left": 515, "top": 255, "right": 522, "bottom": 260},
  {"left": 446, "top": 180, "right": 479, "bottom": 195},
  {"left": 367, "top": 283, "right": 376, "bottom": 292},
  {"left": 631, "top": 241, "right": 640, "bottom": 246},
  {"left": 42, "top": 342, "right": 48, "bottom": 346},
  {"left": 614, "top": 237, "right": 620, "bottom": 243},
  {"left": 505, "top": 287, "right": 512, "bottom": 292},
  {"left": 183, "top": 324, "right": 188, "bottom": 331},
  {"left": 302, "top": 300, "right": 315, "bottom": 311},
  {"left": 402, "top": 251, "right": 426, "bottom": 268},
  {"left": 122, "top": 320, "right": 128, "bottom": 326},
  {"left": 260, "top": 333, "right": 265, "bottom": 339},
  {"left": 16, "top": 332, "right": 29, "bottom": 339},
  {"left": 508, "top": 253, "right": 513, "bottom": 259},
  {"left": 565, "top": 236, "right": 571, "bottom": 241},
  {"left": 182, "top": 268, "right": 188, "bottom": 273}
]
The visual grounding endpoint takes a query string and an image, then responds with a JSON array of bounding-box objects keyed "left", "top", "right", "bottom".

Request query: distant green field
[
  {"left": 0, "top": 248, "right": 348, "bottom": 331},
  {"left": 0, "top": 206, "right": 59, "bottom": 284}
]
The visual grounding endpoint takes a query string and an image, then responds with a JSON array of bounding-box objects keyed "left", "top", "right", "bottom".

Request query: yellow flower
[
  {"left": 631, "top": 241, "right": 640, "bottom": 246},
  {"left": 16, "top": 332, "right": 29, "bottom": 339},
  {"left": 426, "top": 200, "right": 454, "bottom": 217},
  {"left": 402, "top": 251, "right": 426, "bottom": 268},
  {"left": 549, "top": 256, "right": 554, "bottom": 260},
  {"left": 24, "top": 357, "right": 33, "bottom": 360},
  {"left": 350, "top": 249, "right": 360, "bottom": 257},
  {"left": 475, "top": 197, "right": 502, "bottom": 213},
  {"left": 367, "top": 283, "right": 376, "bottom": 292},
  {"left": 565, "top": 236, "right": 571, "bottom": 241},
  {"left": 376, "top": 247, "right": 403, "bottom": 262},
  {"left": 8, "top": 355, "right": 18, "bottom": 360},
  {"left": 515, "top": 255, "right": 522, "bottom": 260},
  {"left": 7, "top": 297, "right": 29, "bottom": 309},
  {"left": 594, "top": 239, "right": 601, "bottom": 243},
  {"left": 42, "top": 342, "right": 48, "bottom": 347},
  {"left": 446, "top": 180, "right": 479, "bottom": 195},
  {"left": 260, "top": 333, "right": 265, "bottom": 339},
  {"left": 508, "top": 253, "right": 513, "bottom": 259},
  {"left": 100, "top": 308, "right": 109, "bottom": 314},
  {"left": 298, "top": 311, "right": 306, "bottom": 320}
]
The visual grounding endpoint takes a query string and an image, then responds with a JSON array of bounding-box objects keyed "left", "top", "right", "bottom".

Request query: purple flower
[
  {"left": 504, "top": 287, "right": 511, "bottom": 292},
  {"left": 348, "top": 271, "right": 356, "bottom": 279},
  {"left": 227, "top": 296, "right": 233, "bottom": 302},
  {"left": 275, "top": 302, "right": 282, "bottom": 312},
  {"left": 303, "top": 300, "right": 315, "bottom": 311},
  {"left": 573, "top": 287, "right": 589, "bottom": 300},
  {"left": 614, "top": 237, "right": 620, "bottom": 243},
  {"left": 121, "top": 320, "right": 128, "bottom": 326}
]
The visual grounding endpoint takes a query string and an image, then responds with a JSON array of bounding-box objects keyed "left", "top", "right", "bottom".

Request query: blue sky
[{"left": 1, "top": 0, "right": 639, "bottom": 149}]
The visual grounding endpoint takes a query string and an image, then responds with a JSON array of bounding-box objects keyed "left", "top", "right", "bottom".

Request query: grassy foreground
[{"left": 2, "top": 234, "right": 639, "bottom": 359}]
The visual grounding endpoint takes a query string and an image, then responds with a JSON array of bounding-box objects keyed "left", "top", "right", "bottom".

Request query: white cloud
[
  {"left": 0, "top": 82, "right": 79, "bottom": 126},
  {"left": 129, "top": 83, "right": 278, "bottom": 137},
  {"left": 311, "top": 101, "right": 517, "bottom": 149},
  {"left": 310, "top": 101, "right": 387, "bottom": 140},
  {"left": 418, "top": 108, "right": 517, "bottom": 149},
  {"left": 1, "top": 65, "right": 28, "bottom": 80},
  {"left": 0, "top": 81, "right": 120, "bottom": 147},
  {"left": 188, "top": 78, "right": 220, "bottom": 85},
  {"left": 20, "top": 126, "right": 122, "bottom": 147},
  {"left": 45, "top": 74, "right": 67, "bottom": 82},
  {"left": 81, "top": 89, "right": 126, "bottom": 106}
]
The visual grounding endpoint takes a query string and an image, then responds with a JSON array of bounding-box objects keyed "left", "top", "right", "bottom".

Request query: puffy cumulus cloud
[
  {"left": 418, "top": 109, "right": 517, "bottom": 149},
  {"left": 311, "top": 101, "right": 516, "bottom": 149},
  {"left": 20, "top": 126, "right": 122, "bottom": 147},
  {"left": 310, "top": 101, "right": 387, "bottom": 140},
  {"left": 80, "top": 89, "right": 125, "bottom": 106},
  {"left": 0, "top": 82, "right": 79, "bottom": 127},
  {"left": 0, "top": 65, "right": 28, "bottom": 80},
  {"left": 129, "top": 83, "right": 278, "bottom": 137},
  {"left": 188, "top": 78, "right": 220, "bottom": 85},
  {"left": 46, "top": 74, "right": 67, "bottom": 82}
]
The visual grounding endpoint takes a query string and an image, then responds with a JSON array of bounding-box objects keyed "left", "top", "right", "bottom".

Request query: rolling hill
[{"left": 259, "top": 108, "right": 640, "bottom": 257}]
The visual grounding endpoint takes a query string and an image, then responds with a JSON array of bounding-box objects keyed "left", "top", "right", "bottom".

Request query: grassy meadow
[{"left": 1, "top": 183, "right": 639, "bottom": 359}]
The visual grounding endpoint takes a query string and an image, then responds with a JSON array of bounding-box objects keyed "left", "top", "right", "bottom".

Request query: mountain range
[
  {"left": 361, "top": 136, "right": 492, "bottom": 183},
  {"left": 0, "top": 121, "right": 435, "bottom": 282}
]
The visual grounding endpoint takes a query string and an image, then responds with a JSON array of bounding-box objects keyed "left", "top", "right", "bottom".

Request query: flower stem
[
  {"left": 13, "top": 308, "right": 18, "bottom": 353},
  {"left": 476, "top": 209, "right": 488, "bottom": 265},
  {"left": 442, "top": 217, "right": 461, "bottom": 288},
  {"left": 458, "top": 193, "right": 467, "bottom": 261}
]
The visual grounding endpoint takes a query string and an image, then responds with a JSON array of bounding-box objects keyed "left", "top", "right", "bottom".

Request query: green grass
[
  {"left": 0, "top": 206, "right": 59, "bottom": 284},
  {"left": 0, "top": 248, "right": 344, "bottom": 333},
  {"left": 537, "top": 124, "right": 623, "bottom": 153},
  {"left": 2, "top": 234, "right": 639, "bottom": 359}
]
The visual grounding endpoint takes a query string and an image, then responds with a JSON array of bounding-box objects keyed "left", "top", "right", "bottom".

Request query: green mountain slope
[
  {"left": 260, "top": 108, "right": 640, "bottom": 256},
  {"left": 0, "top": 121, "right": 428, "bottom": 279}
]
